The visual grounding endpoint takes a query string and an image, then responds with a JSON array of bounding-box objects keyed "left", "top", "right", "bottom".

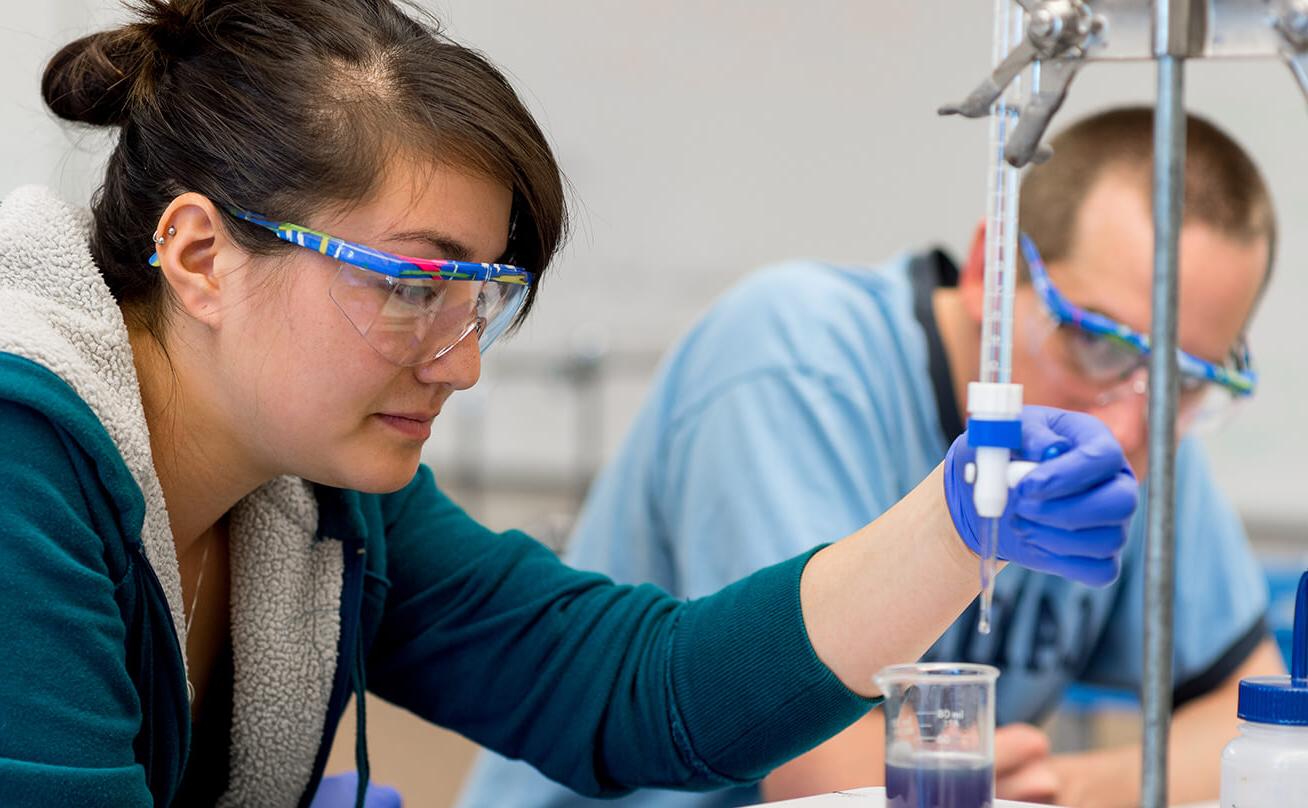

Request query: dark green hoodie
[{"left": 0, "top": 186, "right": 872, "bottom": 806}]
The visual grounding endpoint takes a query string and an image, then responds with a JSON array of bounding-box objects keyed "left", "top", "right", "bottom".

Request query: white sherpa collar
[{"left": 0, "top": 185, "right": 345, "bottom": 807}]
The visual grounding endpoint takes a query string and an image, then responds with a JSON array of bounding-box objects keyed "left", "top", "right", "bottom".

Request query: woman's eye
[{"left": 394, "top": 284, "right": 440, "bottom": 307}]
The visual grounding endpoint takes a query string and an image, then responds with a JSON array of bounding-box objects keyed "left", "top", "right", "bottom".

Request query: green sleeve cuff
[{"left": 668, "top": 545, "right": 880, "bottom": 783}]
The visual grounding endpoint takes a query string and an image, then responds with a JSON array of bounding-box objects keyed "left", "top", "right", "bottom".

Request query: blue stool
[
  {"left": 1264, "top": 560, "right": 1307, "bottom": 668},
  {"left": 1052, "top": 557, "right": 1307, "bottom": 746}
]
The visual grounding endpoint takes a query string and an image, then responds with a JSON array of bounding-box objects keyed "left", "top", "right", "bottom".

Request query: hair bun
[
  {"left": 41, "top": 1, "right": 203, "bottom": 127},
  {"left": 42, "top": 27, "right": 154, "bottom": 127}
]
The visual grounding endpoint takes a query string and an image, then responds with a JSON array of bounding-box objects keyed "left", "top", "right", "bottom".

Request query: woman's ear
[
  {"left": 959, "top": 220, "right": 987, "bottom": 325},
  {"left": 152, "top": 193, "right": 245, "bottom": 327}
]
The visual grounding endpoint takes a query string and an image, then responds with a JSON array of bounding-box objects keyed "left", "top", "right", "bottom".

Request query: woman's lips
[{"left": 375, "top": 412, "right": 435, "bottom": 440}]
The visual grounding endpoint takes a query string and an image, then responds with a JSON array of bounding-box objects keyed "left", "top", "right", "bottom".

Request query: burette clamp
[{"left": 938, "top": 0, "right": 1105, "bottom": 167}]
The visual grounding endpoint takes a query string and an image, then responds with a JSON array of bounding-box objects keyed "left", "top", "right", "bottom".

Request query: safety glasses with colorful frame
[
  {"left": 150, "top": 208, "right": 535, "bottom": 366},
  {"left": 1019, "top": 233, "right": 1257, "bottom": 399}
]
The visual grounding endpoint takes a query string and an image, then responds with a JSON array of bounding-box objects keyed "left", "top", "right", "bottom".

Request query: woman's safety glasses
[
  {"left": 1019, "top": 233, "right": 1256, "bottom": 431},
  {"left": 152, "top": 209, "right": 535, "bottom": 366}
]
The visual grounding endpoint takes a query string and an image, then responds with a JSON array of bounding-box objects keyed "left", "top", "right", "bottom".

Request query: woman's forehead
[{"left": 313, "top": 160, "right": 513, "bottom": 261}]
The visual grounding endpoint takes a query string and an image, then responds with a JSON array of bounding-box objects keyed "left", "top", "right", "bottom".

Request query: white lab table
[
  {"left": 745, "top": 787, "right": 1055, "bottom": 806},
  {"left": 746, "top": 786, "right": 1221, "bottom": 807}
]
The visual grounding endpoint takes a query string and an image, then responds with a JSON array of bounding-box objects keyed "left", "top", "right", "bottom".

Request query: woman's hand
[
  {"left": 944, "top": 405, "right": 1138, "bottom": 587},
  {"left": 800, "top": 406, "right": 1138, "bottom": 697}
]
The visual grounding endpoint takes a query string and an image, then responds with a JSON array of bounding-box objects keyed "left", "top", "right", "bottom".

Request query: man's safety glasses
[{"left": 1019, "top": 233, "right": 1256, "bottom": 431}]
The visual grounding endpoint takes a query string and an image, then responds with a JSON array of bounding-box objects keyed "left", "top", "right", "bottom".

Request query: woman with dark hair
[{"left": 0, "top": 1, "right": 1136, "bottom": 805}]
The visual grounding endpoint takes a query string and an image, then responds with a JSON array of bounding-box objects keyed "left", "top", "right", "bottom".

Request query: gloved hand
[
  {"left": 944, "top": 405, "right": 1138, "bottom": 587},
  {"left": 309, "top": 771, "right": 403, "bottom": 808}
]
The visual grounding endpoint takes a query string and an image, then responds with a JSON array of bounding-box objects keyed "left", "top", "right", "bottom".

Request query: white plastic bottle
[
  {"left": 1220, "top": 570, "right": 1308, "bottom": 808},
  {"left": 1220, "top": 718, "right": 1308, "bottom": 806}
]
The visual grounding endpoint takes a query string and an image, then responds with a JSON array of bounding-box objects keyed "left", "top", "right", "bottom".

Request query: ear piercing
[{"left": 152, "top": 225, "right": 177, "bottom": 245}]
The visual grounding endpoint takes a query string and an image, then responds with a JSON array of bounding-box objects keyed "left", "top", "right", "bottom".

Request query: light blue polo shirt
[{"left": 455, "top": 252, "right": 1269, "bottom": 808}]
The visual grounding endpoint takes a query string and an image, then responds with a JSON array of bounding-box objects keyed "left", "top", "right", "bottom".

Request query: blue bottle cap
[{"left": 1238, "top": 570, "right": 1308, "bottom": 726}]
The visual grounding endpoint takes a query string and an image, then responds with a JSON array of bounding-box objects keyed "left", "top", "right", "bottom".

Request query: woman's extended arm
[{"left": 366, "top": 409, "right": 1134, "bottom": 797}]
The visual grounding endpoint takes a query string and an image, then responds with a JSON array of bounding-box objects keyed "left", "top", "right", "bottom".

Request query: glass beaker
[{"left": 874, "top": 663, "right": 999, "bottom": 808}]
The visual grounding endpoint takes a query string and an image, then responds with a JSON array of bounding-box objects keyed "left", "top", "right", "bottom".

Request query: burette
[{"left": 967, "top": 0, "right": 1035, "bottom": 635}]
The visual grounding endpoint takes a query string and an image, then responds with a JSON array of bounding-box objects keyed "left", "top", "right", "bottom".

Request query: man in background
[{"left": 457, "top": 107, "right": 1285, "bottom": 808}]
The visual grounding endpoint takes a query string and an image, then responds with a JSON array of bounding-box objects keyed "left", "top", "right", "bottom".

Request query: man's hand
[
  {"left": 994, "top": 723, "right": 1060, "bottom": 804},
  {"left": 996, "top": 728, "right": 1152, "bottom": 808}
]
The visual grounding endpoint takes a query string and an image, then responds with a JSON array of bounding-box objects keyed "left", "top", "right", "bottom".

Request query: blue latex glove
[
  {"left": 944, "top": 405, "right": 1138, "bottom": 587},
  {"left": 309, "top": 771, "right": 403, "bottom": 808}
]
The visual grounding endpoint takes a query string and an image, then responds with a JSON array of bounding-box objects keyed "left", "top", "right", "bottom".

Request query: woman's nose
[{"left": 413, "top": 326, "right": 482, "bottom": 390}]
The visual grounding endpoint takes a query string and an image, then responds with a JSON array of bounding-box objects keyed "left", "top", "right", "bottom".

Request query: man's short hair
[{"left": 1019, "top": 106, "right": 1277, "bottom": 280}]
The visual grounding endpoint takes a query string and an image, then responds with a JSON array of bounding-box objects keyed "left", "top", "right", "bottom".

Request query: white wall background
[{"left": 5, "top": 1, "right": 1306, "bottom": 535}]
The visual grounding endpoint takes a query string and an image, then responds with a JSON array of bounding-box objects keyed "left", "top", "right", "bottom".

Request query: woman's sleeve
[
  {"left": 366, "top": 466, "right": 875, "bottom": 798},
  {"left": 0, "top": 400, "right": 153, "bottom": 805}
]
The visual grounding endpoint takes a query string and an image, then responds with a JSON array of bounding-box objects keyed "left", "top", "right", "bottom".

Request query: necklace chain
[
  {"left": 185, "top": 539, "right": 212, "bottom": 637},
  {"left": 184, "top": 538, "right": 213, "bottom": 705}
]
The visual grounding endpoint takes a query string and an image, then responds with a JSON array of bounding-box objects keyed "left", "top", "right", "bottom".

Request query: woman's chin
[{"left": 313, "top": 452, "right": 424, "bottom": 494}]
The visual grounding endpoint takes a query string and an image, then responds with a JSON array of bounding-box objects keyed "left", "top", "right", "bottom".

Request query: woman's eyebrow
[{"left": 382, "top": 229, "right": 474, "bottom": 261}]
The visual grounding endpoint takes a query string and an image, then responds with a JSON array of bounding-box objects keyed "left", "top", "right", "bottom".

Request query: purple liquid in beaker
[{"left": 885, "top": 754, "right": 994, "bottom": 808}]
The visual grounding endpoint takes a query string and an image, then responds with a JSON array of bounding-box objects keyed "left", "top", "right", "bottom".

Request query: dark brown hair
[
  {"left": 42, "top": 0, "right": 566, "bottom": 334},
  {"left": 1020, "top": 106, "right": 1276, "bottom": 281}
]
